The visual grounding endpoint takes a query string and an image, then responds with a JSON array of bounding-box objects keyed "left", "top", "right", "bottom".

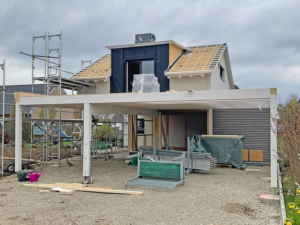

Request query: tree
[
  {"left": 276, "top": 94, "right": 300, "bottom": 188},
  {"left": 39, "top": 107, "right": 57, "bottom": 119},
  {"left": 73, "top": 109, "right": 82, "bottom": 119}
]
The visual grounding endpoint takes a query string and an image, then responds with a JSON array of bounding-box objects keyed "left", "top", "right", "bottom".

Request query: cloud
[{"left": 0, "top": 0, "right": 299, "bottom": 100}]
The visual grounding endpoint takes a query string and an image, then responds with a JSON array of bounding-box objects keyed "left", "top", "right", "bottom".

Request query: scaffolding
[{"left": 0, "top": 31, "right": 128, "bottom": 175}]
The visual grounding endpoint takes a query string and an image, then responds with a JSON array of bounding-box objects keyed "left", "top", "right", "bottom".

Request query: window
[
  {"left": 137, "top": 119, "right": 145, "bottom": 134},
  {"left": 220, "top": 65, "right": 225, "bottom": 81},
  {"left": 126, "top": 59, "right": 155, "bottom": 92}
]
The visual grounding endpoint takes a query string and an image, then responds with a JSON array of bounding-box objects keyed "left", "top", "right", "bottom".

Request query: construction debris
[{"left": 24, "top": 183, "right": 143, "bottom": 195}]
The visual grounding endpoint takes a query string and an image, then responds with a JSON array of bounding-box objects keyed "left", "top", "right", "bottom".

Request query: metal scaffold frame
[
  {"left": 1, "top": 31, "right": 128, "bottom": 175},
  {"left": 0, "top": 60, "right": 5, "bottom": 179}
]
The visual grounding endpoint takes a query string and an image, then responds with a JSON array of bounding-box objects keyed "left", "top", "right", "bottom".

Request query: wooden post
[
  {"left": 158, "top": 112, "right": 162, "bottom": 149},
  {"left": 133, "top": 115, "right": 137, "bottom": 151},
  {"left": 207, "top": 110, "right": 209, "bottom": 135},
  {"left": 152, "top": 116, "right": 155, "bottom": 147},
  {"left": 143, "top": 135, "right": 146, "bottom": 147},
  {"left": 128, "top": 115, "right": 133, "bottom": 152},
  {"left": 183, "top": 115, "right": 187, "bottom": 150}
]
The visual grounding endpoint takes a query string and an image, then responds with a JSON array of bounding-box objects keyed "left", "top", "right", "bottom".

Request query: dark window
[
  {"left": 220, "top": 65, "right": 225, "bottom": 81},
  {"left": 137, "top": 119, "right": 145, "bottom": 134}
]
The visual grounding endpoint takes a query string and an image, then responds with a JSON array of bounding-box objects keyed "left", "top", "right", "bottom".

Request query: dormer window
[{"left": 220, "top": 65, "right": 225, "bottom": 81}]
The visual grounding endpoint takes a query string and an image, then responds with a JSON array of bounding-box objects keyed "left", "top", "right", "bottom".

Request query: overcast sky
[{"left": 0, "top": 0, "right": 299, "bottom": 101}]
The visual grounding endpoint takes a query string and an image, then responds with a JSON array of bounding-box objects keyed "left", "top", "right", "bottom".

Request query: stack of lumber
[{"left": 23, "top": 183, "right": 143, "bottom": 195}]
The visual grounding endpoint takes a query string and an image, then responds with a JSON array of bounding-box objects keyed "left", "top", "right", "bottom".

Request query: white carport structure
[{"left": 15, "top": 88, "right": 278, "bottom": 188}]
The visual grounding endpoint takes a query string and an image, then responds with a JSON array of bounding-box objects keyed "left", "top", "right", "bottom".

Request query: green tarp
[{"left": 191, "top": 135, "right": 247, "bottom": 169}]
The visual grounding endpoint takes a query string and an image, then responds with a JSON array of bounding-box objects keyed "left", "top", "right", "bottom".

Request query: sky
[{"left": 0, "top": 0, "right": 299, "bottom": 101}]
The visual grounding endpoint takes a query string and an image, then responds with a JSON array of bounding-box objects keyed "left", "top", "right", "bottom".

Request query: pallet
[{"left": 217, "top": 163, "right": 233, "bottom": 168}]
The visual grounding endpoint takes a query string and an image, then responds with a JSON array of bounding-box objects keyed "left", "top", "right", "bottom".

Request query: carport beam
[
  {"left": 83, "top": 103, "right": 91, "bottom": 182},
  {"left": 15, "top": 103, "right": 22, "bottom": 172}
]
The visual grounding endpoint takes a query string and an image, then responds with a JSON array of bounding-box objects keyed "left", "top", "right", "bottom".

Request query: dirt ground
[
  {"left": 0, "top": 145, "right": 73, "bottom": 171},
  {"left": 0, "top": 152, "right": 279, "bottom": 225}
]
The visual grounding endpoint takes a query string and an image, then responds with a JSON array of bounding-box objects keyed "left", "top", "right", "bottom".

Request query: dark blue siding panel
[
  {"left": 111, "top": 44, "right": 169, "bottom": 93},
  {"left": 111, "top": 49, "right": 125, "bottom": 93}
]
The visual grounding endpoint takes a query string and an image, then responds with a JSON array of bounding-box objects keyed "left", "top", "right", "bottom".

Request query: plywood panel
[
  {"left": 249, "top": 150, "right": 263, "bottom": 161},
  {"left": 243, "top": 149, "right": 248, "bottom": 161}
]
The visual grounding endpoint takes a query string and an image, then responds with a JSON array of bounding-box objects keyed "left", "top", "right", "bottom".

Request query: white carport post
[
  {"left": 15, "top": 103, "right": 22, "bottom": 172},
  {"left": 270, "top": 95, "right": 277, "bottom": 189},
  {"left": 83, "top": 103, "right": 92, "bottom": 182}
]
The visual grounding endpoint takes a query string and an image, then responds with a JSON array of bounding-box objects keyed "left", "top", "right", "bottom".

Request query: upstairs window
[{"left": 220, "top": 65, "right": 225, "bottom": 81}]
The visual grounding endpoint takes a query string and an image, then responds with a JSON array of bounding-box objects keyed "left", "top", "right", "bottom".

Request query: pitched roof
[
  {"left": 165, "top": 44, "right": 226, "bottom": 76},
  {"left": 0, "top": 84, "right": 48, "bottom": 116},
  {"left": 69, "top": 54, "right": 111, "bottom": 80}
]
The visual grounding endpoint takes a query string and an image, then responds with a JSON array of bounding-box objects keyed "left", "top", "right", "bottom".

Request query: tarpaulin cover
[{"left": 191, "top": 135, "right": 246, "bottom": 169}]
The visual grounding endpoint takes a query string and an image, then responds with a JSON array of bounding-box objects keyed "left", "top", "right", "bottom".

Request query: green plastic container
[{"left": 131, "top": 157, "right": 138, "bottom": 166}]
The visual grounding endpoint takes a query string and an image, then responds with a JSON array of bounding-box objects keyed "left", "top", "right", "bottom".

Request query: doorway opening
[{"left": 126, "top": 60, "right": 154, "bottom": 92}]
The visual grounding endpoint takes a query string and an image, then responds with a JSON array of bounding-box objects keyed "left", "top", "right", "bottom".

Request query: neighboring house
[
  {"left": 0, "top": 84, "right": 46, "bottom": 118},
  {"left": 31, "top": 87, "right": 74, "bottom": 120}
]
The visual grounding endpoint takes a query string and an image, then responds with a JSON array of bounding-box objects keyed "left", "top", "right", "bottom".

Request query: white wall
[
  {"left": 77, "top": 80, "right": 110, "bottom": 94},
  {"left": 169, "top": 115, "right": 186, "bottom": 148},
  {"left": 169, "top": 75, "right": 211, "bottom": 91},
  {"left": 210, "top": 54, "right": 231, "bottom": 90}
]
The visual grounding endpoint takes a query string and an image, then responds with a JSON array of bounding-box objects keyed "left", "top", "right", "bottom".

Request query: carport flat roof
[{"left": 16, "top": 88, "right": 277, "bottom": 115}]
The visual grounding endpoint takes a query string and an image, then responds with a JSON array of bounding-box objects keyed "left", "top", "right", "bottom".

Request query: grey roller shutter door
[{"left": 213, "top": 109, "right": 270, "bottom": 163}]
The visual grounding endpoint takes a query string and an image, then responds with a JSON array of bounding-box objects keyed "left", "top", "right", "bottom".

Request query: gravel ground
[{"left": 0, "top": 152, "right": 279, "bottom": 225}]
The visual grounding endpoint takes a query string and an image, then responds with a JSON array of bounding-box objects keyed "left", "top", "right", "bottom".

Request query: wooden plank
[
  {"left": 128, "top": 115, "right": 133, "bottom": 152},
  {"left": 24, "top": 183, "right": 142, "bottom": 195},
  {"left": 246, "top": 168, "right": 261, "bottom": 172},
  {"left": 24, "top": 184, "right": 56, "bottom": 188},
  {"left": 243, "top": 149, "right": 248, "bottom": 161},
  {"left": 217, "top": 164, "right": 233, "bottom": 168},
  {"left": 39, "top": 189, "right": 50, "bottom": 193},
  {"left": 249, "top": 150, "right": 264, "bottom": 162},
  {"left": 202, "top": 135, "right": 238, "bottom": 138},
  {"left": 83, "top": 187, "right": 112, "bottom": 190},
  {"left": 60, "top": 189, "right": 74, "bottom": 195}
]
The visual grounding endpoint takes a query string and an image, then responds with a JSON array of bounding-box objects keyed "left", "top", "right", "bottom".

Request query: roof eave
[
  {"left": 106, "top": 40, "right": 186, "bottom": 50},
  {"left": 165, "top": 70, "right": 212, "bottom": 77},
  {"left": 69, "top": 72, "right": 111, "bottom": 82}
]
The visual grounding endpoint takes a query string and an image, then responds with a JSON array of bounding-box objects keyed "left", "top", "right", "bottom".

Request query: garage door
[{"left": 213, "top": 109, "right": 270, "bottom": 163}]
